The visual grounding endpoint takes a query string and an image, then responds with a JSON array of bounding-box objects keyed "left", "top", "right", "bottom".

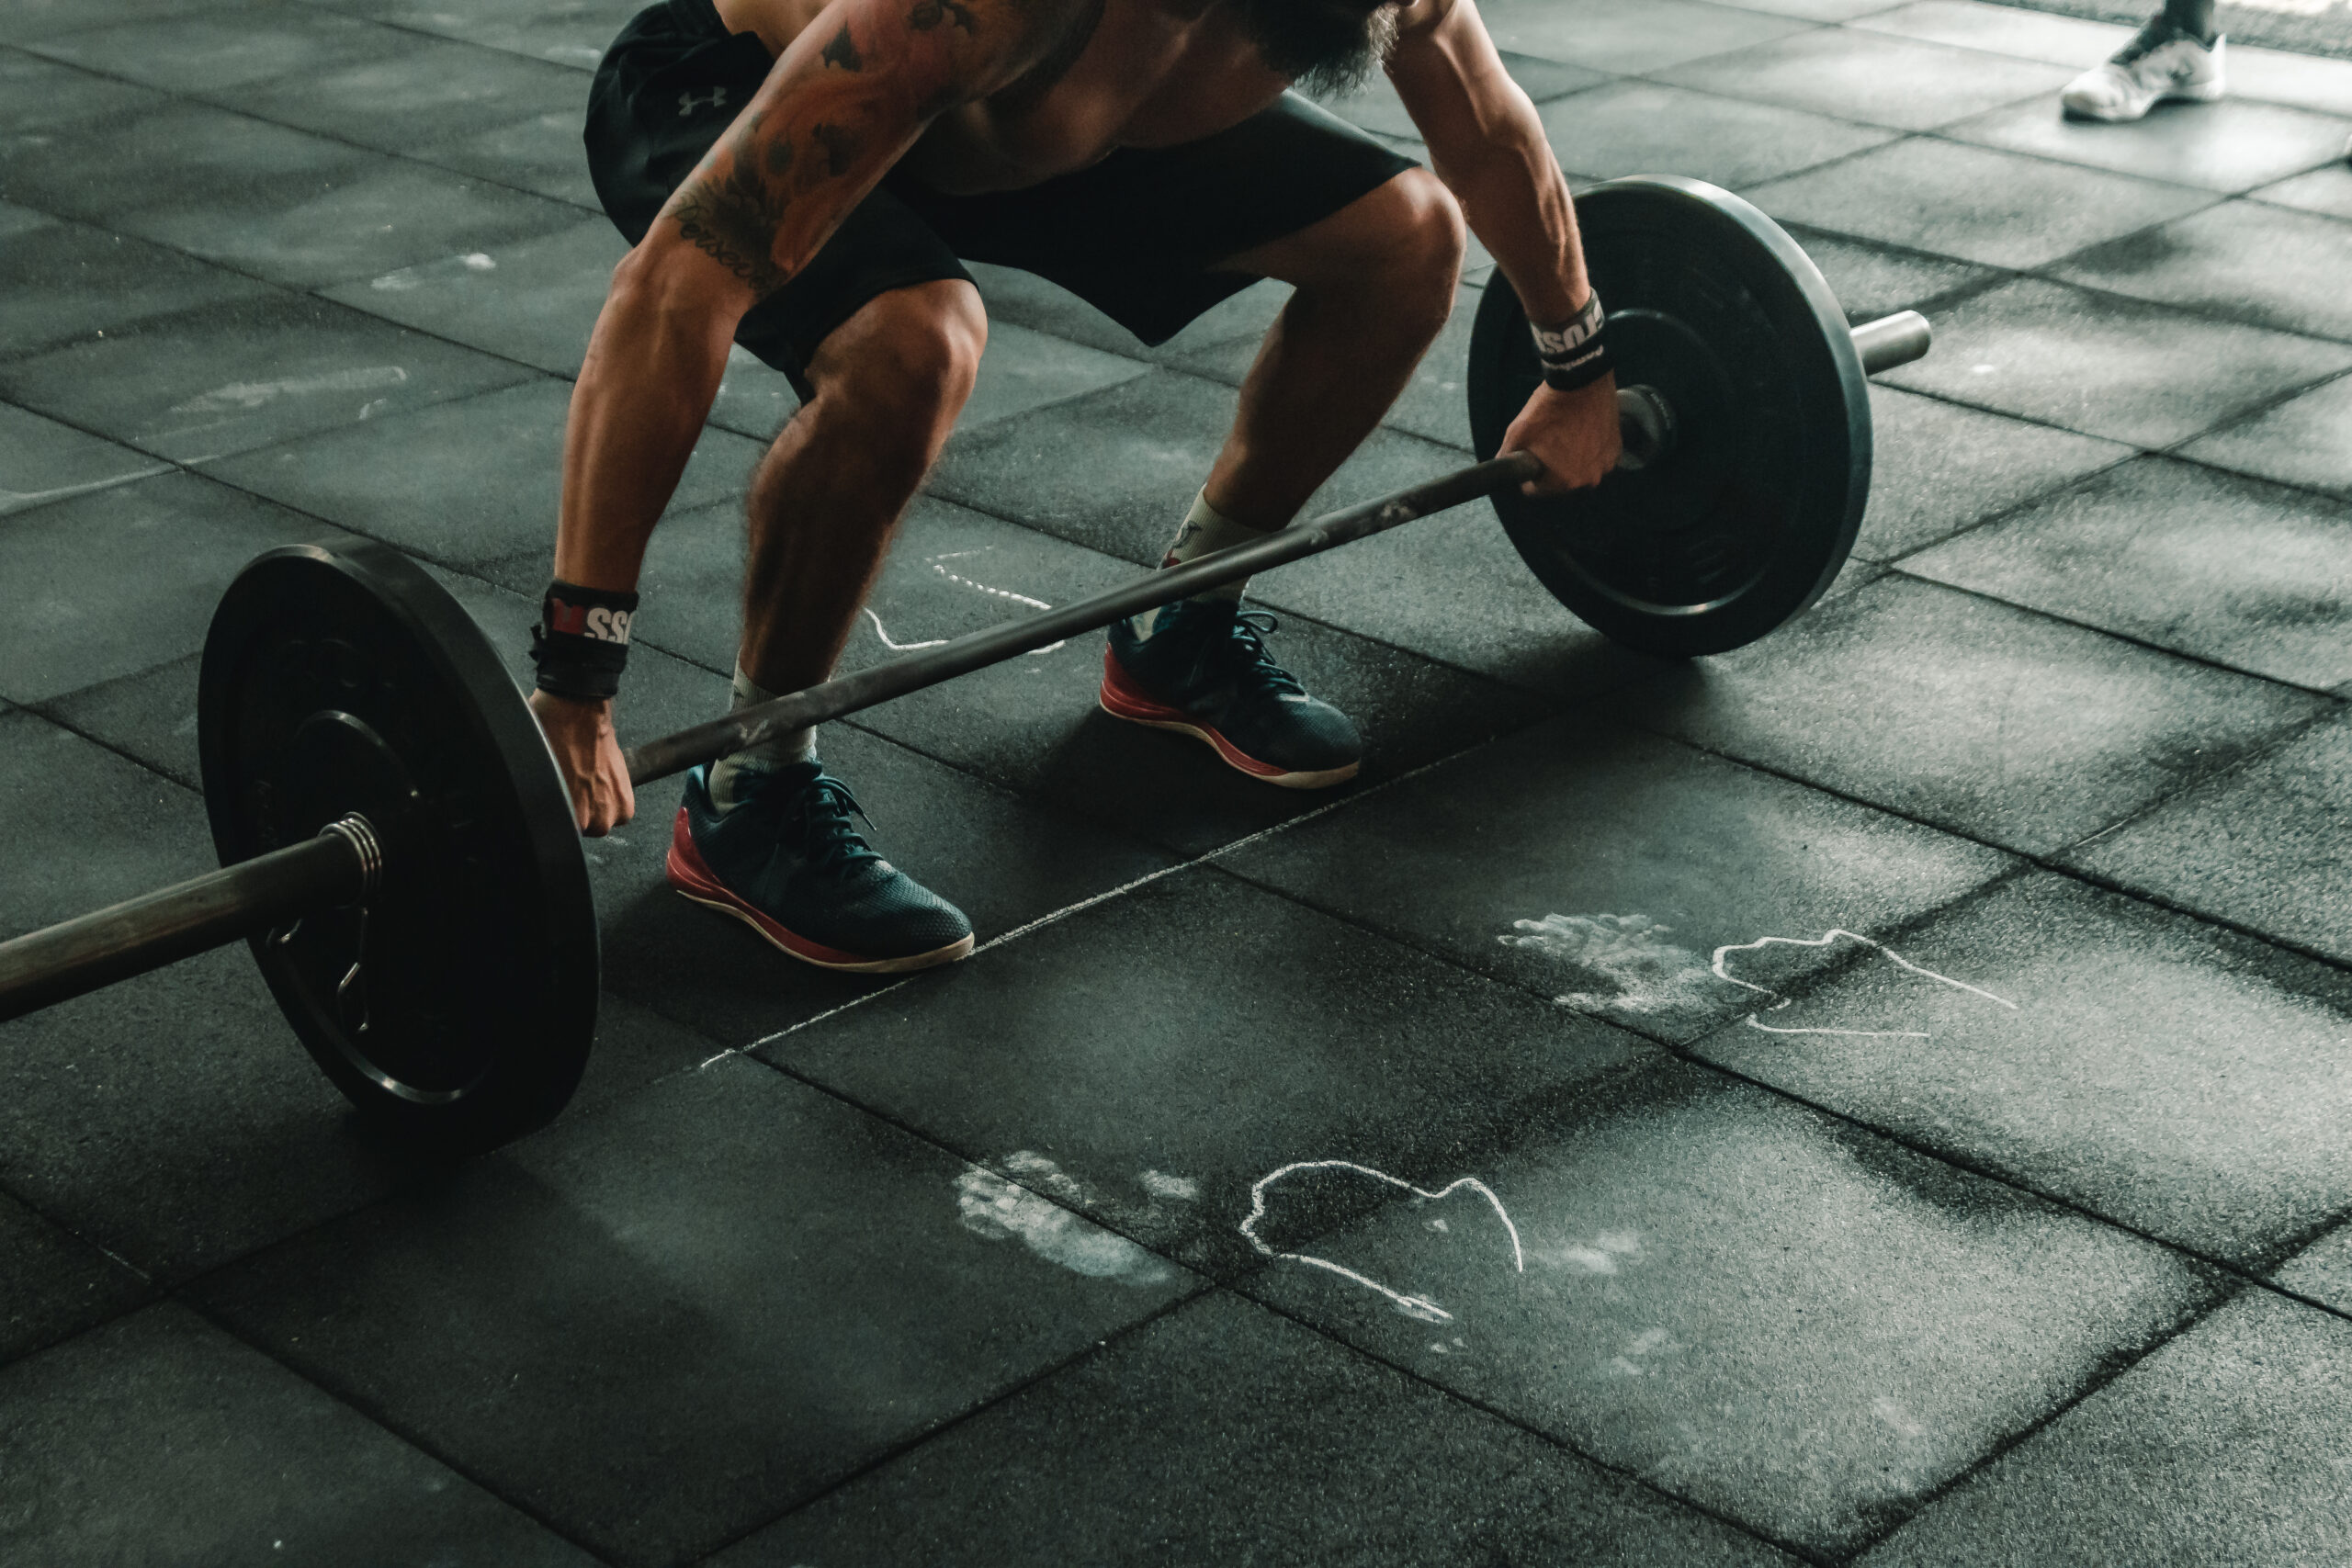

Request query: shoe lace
[
  {"left": 743, "top": 771, "right": 885, "bottom": 874},
  {"left": 1216, "top": 610, "right": 1306, "bottom": 698}
]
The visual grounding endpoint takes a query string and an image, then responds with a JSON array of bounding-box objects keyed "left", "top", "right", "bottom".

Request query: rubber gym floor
[{"left": 4, "top": 1, "right": 2352, "bottom": 1563}]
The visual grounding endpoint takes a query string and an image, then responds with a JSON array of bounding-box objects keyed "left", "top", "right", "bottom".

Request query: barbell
[{"left": 0, "top": 177, "right": 1930, "bottom": 1152}]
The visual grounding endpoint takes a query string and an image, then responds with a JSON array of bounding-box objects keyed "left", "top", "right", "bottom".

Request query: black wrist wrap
[
  {"left": 531, "top": 580, "right": 639, "bottom": 702},
  {"left": 1532, "top": 291, "right": 1612, "bottom": 392}
]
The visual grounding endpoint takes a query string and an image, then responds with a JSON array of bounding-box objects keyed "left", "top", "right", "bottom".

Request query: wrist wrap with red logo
[
  {"left": 1531, "top": 290, "right": 1611, "bottom": 392},
  {"left": 531, "top": 579, "right": 638, "bottom": 701}
]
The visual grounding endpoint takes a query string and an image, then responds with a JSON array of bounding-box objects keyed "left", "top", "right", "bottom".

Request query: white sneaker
[{"left": 2061, "top": 23, "right": 2226, "bottom": 122}]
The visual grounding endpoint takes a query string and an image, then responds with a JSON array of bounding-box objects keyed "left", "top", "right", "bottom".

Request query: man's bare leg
[
  {"left": 738, "top": 277, "right": 987, "bottom": 698},
  {"left": 1097, "top": 168, "right": 1464, "bottom": 790},
  {"left": 1205, "top": 166, "right": 1466, "bottom": 532}
]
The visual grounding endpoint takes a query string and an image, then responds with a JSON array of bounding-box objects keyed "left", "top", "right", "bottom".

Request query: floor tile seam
[
  {"left": 2008, "top": 234, "right": 2352, "bottom": 350},
  {"left": 1858, "top": 446, "right": 2143, "bottom": 571},
  {"left": 1827, "top": 1275, "right": 2252, "bottom": 1562},
  {"left": 1878, "top": 566, "right": 2352, "bottom": 699},
  {"left": 168, "top": 1291, "right": 636, "bottom": 1568},
  {"left": 1232, "top": 1289, "right": 1836, "bottom": 1567},
  {"left": 284, "top": 0, "right": 605, "bottom": 79},
  {"left": 676, "top": 1279, "right": 1220, "bottom": 1562},
  {"left": 1629, "top": 66, "right": 2062, "bottom": 142},
  {"left": 7, "top": 51, "right": 606, "bottom": 232},
  {"left": 1623, "top": 717, "right": 2352, "bottom": 984},
  {"left": 907, "top": 487, "right": 1589, "bottom": 708}
]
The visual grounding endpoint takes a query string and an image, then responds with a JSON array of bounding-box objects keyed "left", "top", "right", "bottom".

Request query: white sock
[
  {"left": 1133, "top": 490, "right": 1274, "bottom": 637},
  {"left": 707, "top": 663, "right": 816, "bottom": 811}
]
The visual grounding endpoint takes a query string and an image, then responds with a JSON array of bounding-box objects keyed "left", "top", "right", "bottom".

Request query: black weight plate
[
  {"left": 198, "top": 541, "right": 596, "bottom": 1152},
  {"left": 1468, "top": 175, "right": 1871, "bottom": 657}
]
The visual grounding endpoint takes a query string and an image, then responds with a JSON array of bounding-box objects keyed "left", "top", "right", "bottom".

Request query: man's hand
[
  {"left": 529, "top": 689, "right": 635, "bottom": 837},
  {"left": 1500, "top": 376, "right": 1623, "bottom": 495}
]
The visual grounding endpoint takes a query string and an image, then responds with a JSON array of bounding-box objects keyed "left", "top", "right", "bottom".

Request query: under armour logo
[{"left": 678, "top": 86, "right": 729, "bottom": 117}]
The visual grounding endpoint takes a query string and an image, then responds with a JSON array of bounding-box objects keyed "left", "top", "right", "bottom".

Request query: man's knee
[
  {"left": 813, "top": 280, "right": 987, "bottom": 446},
  {"left": 1337, "top": 168, "right": 1465, "bottom": 328}
]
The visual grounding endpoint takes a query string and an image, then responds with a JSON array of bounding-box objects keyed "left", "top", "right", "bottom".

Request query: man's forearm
[
  {"left": 552, "top": 260, "right": 740, "bottom": 593},
  {"left": 1431, "top": 108, "right": 1589, "bottom": 328}
]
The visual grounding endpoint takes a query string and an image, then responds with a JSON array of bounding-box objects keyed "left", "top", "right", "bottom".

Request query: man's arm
[
  {"left": 539, "top": 0, "right": 1066, "bottom": 832},
  {"left": 1384, "top": 0, "right": 1620, "bottom": 492}
]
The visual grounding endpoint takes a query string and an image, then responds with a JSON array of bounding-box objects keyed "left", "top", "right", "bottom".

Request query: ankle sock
[
  {"left": 1134, "top": 490, "right": 1275, "bottom": 637},
  {"left": 708, "top": 663, "right": 817, "bottom": 811}
]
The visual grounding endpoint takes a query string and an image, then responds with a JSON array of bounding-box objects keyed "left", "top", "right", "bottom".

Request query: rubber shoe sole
[
  {"left": 2064, "top": 73, "right": 2223, "bottom": 121},
  {"left": 1097, "top": 648, "right": 1359, "bottom": 790},
  {"left": 664, "top": 809, "right": 975, "bottom": 974}
]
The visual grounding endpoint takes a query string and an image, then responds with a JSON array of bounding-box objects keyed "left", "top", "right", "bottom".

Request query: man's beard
[{"left": 1238, "top": 0, "right": 1399, "bottom": 96}]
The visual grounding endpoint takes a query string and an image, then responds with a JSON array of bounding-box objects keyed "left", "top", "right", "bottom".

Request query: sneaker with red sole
[
  {"left": 665, "top": 760, "right": 973, "bottom": 973},
  {"left": 1101, "top": 600, "right": 1362, "bottom": 789}
]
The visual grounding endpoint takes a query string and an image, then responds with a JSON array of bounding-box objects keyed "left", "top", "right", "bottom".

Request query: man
[{"left": 532, "top": 0, "right": 1622, "bottom": 974}]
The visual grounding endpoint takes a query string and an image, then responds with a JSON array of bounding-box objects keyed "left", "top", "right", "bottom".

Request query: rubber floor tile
[
  {"left": 312, "top": 0, "right": 643, "bottom": 73},
  {"left": 136, "top": 158, "right": 590, "bottom": 290},
  {"left": 0, "top": 1304, "right": 599, "bottom": 1567},
  {"left": 954, "top": 320, "right": 1155, "bottom": 435},
  {"left": 1780, "top": 226, "right": 2002, "bottom": 323},
  {"left": 928, "top": 367, "right": 1474, "bottom": 568},
  {"left": 203, "top": 378, "right": 761, "bottom": 569},
  {"left": 1309, "top": 49, "right": 1609, "bottom": 139},
  {"left": 0, "top": 98, "right": 369, "bottom": 231},
  {"left": 322, "top": 217, "right": 629, "bottom": 377},
  {"left": 1856, "top": 384, "right": 2133, "bottom": 560},
  {"left": 413, "top": 102, "right": 608, "bottom": 209},
  {"left": 763, "top": 867, "right": 1646, "bottom": 1277},
  {"left": 0, "top": 0, "right": 289, "bottom": 44},
  {"left": 0, "top": 400, "right": 171, "bottom": 519},
  {"left": 0, "top": 216, "right": 277, "bottom": 359},
  {"left": 2068, "top": 708, "right": 2352, "bottom": 967},
  {"left": 0, "top": 45, "right": 167, "bottom": 132},
  {"left": 1906, "top": 457, "right": 2352, "bottom": 689},
  {"left": 1657, "top": 28, "right": 2075, "bottom": 131},
  {"left": 232, "top": 31, "right": 589, "bottom": 155},
  {"left": 1544, "top": 81, "right": 1900, "bottom": 189},
  {"left": 1692, "top": 872, "right": 2352, "bottom": 1266},
  {"left": 1610, "top": 574, "right": 2326, "bottom": 854},
  {"left": 2180, "top": 370, "right": 2352, "bottom": 496},
  {"left": 1177, "top": 280, "right": 1480, "bottom": 452},
  {"left": 0, "top": 1188, "right": 147, "bottom": 1365},
  {"left": 0, "top": 291, "right": 534, "bottom": 464},
  {"left": 1475, "top": 0, "right": 1815, "bottom": 74},
  {"left": 1877, "top": 276, "right": 2352, "bottom": 448},
  {"left": 21, "top": 6, "right": 409, "bottom": 96},
  {"left": 0, "top": 709, "right": 213, "bottom": 942},
  {"left": 1749, "top": 137, "right": 2217, "bottom": 270},
  {"left": 1223, "top": 714, "right": 2012, "bottom": 1040},
  {"left": 1858, "top": 1291, "right": 2352, "bottom": 1567},
  {"left": 965, "top": 262, "right": 1294, "bottom": 369},
  {"left": 718, "top": 1292, "right": 1795, "bottom": 1568},
  {"left": 1947, "top": 96, "right": 2352, "bottom": 195},
  {"left": 2254, "top": 159, "right": 2352, "bottom": 220},
  {"left": 189, "top": 1058, "right": 1199, "bottom": 1568},
  {"left": 2054, "top": 199, "right": 2352, "bottom": 342},
  {"left": 0, "top": 471, "right": 346, "bottom": 705},
  {"left": 2275, "top": 1224, "right": 2352, "bottom": 1315},
  {"left": 1246, "top": 1059, "right": 2220, "bottom": 1560},
  {"left": 1848, "top": 0, "right": 2132, "bottom": 64},
  {"left": 2228, "top": 43, "right": 2352, "bottom": 117}
]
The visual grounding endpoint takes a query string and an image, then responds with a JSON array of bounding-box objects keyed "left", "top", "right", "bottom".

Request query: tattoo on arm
[
  {"left": 908, "top": 0, "right": 978, "bottom": 33},
  {"left": 671, "top": 118, "right": 795, "bottom": 294},
  {"left": 810, "top": 122, "right": 865, "bottom": 176},
  {"left": 820, "top": 22, "right": 864, "bottom": 70}
]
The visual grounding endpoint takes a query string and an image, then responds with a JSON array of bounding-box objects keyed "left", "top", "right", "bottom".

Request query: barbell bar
[{"left": 0, "top": 176, "right": 1930, "bottom": 1152}]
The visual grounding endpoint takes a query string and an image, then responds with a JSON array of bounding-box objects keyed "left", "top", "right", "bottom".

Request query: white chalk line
[
  {"left": 0, "top": 464, "right": 175, "bottom": 514},
  {"left": 695, "top": 743, "right": 1483, "bottom": 1072},
  {"left": 1711, "top": 928, "right": 2017, "bottom": 1039},
  {"left": 860, "top": 607, "right": 947, "bottom": 653},
  {"left": 859, "top": 558, "right": 1065, "bottom": 656},
  {"left": 1242, "top": 1161, "right": 1524, "bottom": 1325}
]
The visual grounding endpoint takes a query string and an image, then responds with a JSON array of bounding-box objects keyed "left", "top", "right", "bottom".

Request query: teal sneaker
[
  {"left": 665, "top": 761, "right": 974, "bottom": 973},
  {"left": 1100, "top": 601, "right": 1362, "bottom": 789}
]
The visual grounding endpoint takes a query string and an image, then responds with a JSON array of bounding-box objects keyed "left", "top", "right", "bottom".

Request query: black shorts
[{"left": 584, "top": 0, "right": 1416, "bottom": 397}]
